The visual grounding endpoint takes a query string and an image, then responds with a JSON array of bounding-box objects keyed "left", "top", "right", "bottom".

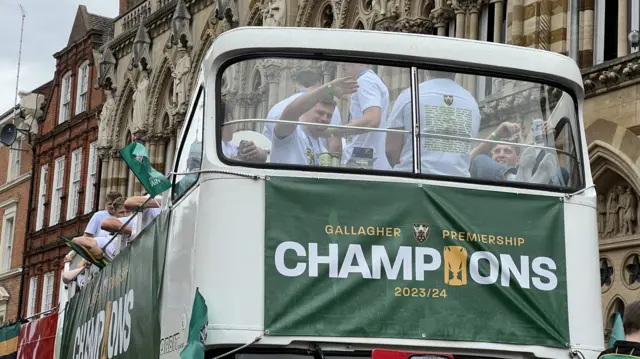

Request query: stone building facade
[
  {"left": 20, "top": 5, "right": 111, "bottom": 319},
  {"left": 96, "top": 0, "right": 640, "bottom": 340},
  {"left": 0, "top": 85, "right": 50, "bottom": 323}
]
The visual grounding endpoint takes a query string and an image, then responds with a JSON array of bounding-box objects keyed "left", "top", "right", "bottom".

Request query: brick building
[
  {"left": 0, "top": 85, "right": 50, "bottom": 323},
  {"left": 19, "top": 5, "right": 113, "bottom": 319}
]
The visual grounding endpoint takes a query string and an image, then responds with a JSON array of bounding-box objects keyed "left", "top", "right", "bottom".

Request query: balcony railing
[{"left": 115, "top": 0, "right": 155, "bottom": 37}]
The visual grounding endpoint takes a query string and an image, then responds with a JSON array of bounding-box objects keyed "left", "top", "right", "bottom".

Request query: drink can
[
  {"left": 238, "top": 140, "right": 249, "bottom": 160},
  {"left": 532, "top": 119, "right": 544, "bottom": 146},
  {"left": 330, "top": 152, "right": 341, "bottom": 167}
]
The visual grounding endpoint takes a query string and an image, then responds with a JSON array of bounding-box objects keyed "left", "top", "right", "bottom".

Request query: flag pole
[{"left": 100, "top": 195, "right": 153, "bottom": 252}]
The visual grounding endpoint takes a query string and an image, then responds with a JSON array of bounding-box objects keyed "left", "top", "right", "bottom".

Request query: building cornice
[
  {"left": 0, "top": 268, "right": 23, "bottom": 281},
  {"left": 0, "top": 172, "right": 31, "bottom": 194},
  {"left": 582, "top": 52, "right": 640, "bottom": 98}
]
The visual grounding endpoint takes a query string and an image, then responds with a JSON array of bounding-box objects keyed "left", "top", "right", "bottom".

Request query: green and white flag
[
  {"left": 119, "top": 142, "right": 171, "bottom": 197},
  {"left": 609, "top": 312, "right": 624, "bottom": 348},
  {"left": 180, "top": 288, "right": 208, "bottom": 359}
]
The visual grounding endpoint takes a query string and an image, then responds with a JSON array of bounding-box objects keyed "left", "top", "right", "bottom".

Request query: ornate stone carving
[
  {"left": 129, "top": 24, "right": 152, "bottom": 71},
  {"left": 171, "top": 46, "right": 192, "bottom": 115},
  {"left": 582, "top": 53, "right": 640, "bottom": 96},
  {"left": 598, "top": 194, "right": 606, "bottom": 237},
  {"left": 131, "top": 70, "right": 151, "bottom": 135},
  {"left": 212, "top": 0, "right": 240, "bottom": 29},
  {"left": 395, "top": 18, "right": 433, "bottom": 34},
  {"left": 373, "top": 0, "right": 399, "bottom": 18},
  {"left": 167, "top": 0, "right": 192, "bottom": 50},
  {"left": 603, "top": 183, "right": 638, "bottom": 238},
  {"left": 97, "top": 38, "right": 117, "bottom": 91},
  {"left": 430, "top": 6, "right": 454, "bottom": 28},
  {"left": 98, "top": 89, "right": 116, "bottom": 149},
  {"left": 262, "top": 0, "right": 287, "bottom": 27}
]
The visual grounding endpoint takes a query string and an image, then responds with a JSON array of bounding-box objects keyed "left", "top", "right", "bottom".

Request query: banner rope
[{"left": 210, "top": 330, "right": 269, "bottom": 359}]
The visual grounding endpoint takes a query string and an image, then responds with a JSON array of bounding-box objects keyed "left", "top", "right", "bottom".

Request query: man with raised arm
[
  {"left": 385, "top": 70, "right": 481, "bottom": 176},
  {"left": 64, "top": 191, "right": 123, "bottom": 263},
  {"left": 270, "top": 77, "right": 358, "bottom": 165},
  {"left": 124, "top": 193, "right": 162, "bottom": 238},
  {"left": 72, "top": 198, "right": 131, "bottom": 260},
  {"left": 320, "top": 63, "right": 391, "bottom": 170},
  {"left": 263, "top": 68, "right": 343, "bottom": 154}
]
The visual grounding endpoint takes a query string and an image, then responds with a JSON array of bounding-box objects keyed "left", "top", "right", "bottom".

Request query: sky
[{"left": 0, "top": 0, "right": 119, "bottom": 112}]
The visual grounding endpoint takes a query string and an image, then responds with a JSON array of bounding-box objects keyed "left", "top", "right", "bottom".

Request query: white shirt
[
  {"left": 84, "top": 210, "right": 112, "bottom": 236},
  {"left": 222, "top": 141, "right": 238, "bottom": 158},
  {"left": 95, "top": 236, "right": 117, "bottom": 260},
  {"left": 132, "top": 194, "right": 161, "bottom": 237},
  {"left": 342, "top": 69, "right": 391, "bottom": 170},
  {"left": 386, "top": 78, "right": 481, "bottom": 176},
  {"left": 270, "top": 126, "right": 328, "bottom": 166},
  {"left": 263, "top": 90, "right": 342, "bottom": 149}
]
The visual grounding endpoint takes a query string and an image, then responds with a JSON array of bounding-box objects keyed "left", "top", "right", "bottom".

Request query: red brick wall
[
  {"left": 21, "top": 31, "right": 104, "bottom": 319},
  {"left": 120, "top": 0, "right": 128, "bottom": 16}
]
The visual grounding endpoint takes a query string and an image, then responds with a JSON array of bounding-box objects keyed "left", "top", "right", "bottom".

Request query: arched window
[
  {"left": 321, "top": 4, "right": 334, "bottom": 28},
  {"left": 59, "top": 71, "right": 73, "bottom": 123},
  {"left": 76, "top": 61, "right": 90, "bottom": 114}
]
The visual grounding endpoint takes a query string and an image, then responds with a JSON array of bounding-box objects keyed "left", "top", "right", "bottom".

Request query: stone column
[
  {"left": 467, "top": 5, "right": 480, "bottom": 95},
  {"left": 454, "top": 6, "right": 466, "bottom": 85},
  {"left": 511, "top": 0, "right": 525, "bottom": 46},
  {"left": 618, "top": 0, "right": 629, "bottom": 57},
  {"left": 582, "top": 0, "right": 595, "bottom": 67},
  {"left": 98, "top": 148, "right": 111, "bottom": 208},
  {"left": 149, "top": 136, "right": 158, "bottom": 170},
  {"left": 167, "top": 133, "right": 177, "bottom": 173},
  {"left": 157, "top": 139, "right": 167, "bottom": 175},
  {"left": 430, "top": 6, "right": 453, "bottom": 36},
  {"left": 262, "top": 61, "right": 282, "bottom": 111},
  {"left": 493, "top": 0, "right": 505, "bottom": 43}
]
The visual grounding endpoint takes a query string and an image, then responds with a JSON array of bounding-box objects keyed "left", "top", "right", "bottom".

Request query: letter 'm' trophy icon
[{"left": 444, "top": 246, "right": 468, "bottom": 286}]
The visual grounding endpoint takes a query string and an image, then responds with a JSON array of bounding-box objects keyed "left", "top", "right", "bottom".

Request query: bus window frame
[
  {"left": 172, "top": 85, "right": 205, "bottom": 202},
  {"left": 215, "top": 53, "right": 585, "bottom": 194}
]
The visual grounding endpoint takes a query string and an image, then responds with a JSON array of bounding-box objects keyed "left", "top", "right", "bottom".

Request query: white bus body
[{"left": 155, "top": 27, "right": 601, "bottom": 359}]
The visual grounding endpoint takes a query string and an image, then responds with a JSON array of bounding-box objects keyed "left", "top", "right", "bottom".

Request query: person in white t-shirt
[
  {"left": 62, "top": 258, "right": 91, "bottom": 292},
  {"left": 72, "top": 199, "right": 131, "bottom": 260},
  {"left": 319, "top": 63, "right": 391, "bottom": 170},
  {"left": 385, "top": 70, "right": 481, "bottom": 177},
  {"left": 271, "top": 77, "right": 358, "bottom": 165},
  {"left": 263, "top": 68, "right": 343, "bottom": 154},
  {"left": 64, "top": 191, "right": 123, "bottom": 263},
  {"left": 125, "top": 194, "right": 162, "bottom": 237}
]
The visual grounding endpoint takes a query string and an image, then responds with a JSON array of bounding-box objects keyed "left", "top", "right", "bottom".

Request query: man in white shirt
[
  {"left": 320, "top": 63, "right": 391, "bottom": 170},
  {"left": 72, "top": 199, "right": 131, "bottom": 260},
  {"left": 386, "top": 70, "right": 481, "bottom": 176},
  {"left": 263, "top": 68, "right": 343, "bottom": 154},
  {"left": 64, "top": 191, "right": 123, "bottom": 263},
  {"left": 125, "top": 194, "right": 162, "bottom": 237},
  {"left": 271, "top": 77, "right": 358, "bottom": 165}
]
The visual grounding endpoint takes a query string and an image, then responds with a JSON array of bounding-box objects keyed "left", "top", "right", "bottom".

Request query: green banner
[
  {"left": 119, "top": 142, "right": 172, "bottom": 197},
  {"left": 264, "top": 177, "right": 569, "bottom": 347},
  {"left": 60, "top": 210, "right": 170, "bottom": 359}
]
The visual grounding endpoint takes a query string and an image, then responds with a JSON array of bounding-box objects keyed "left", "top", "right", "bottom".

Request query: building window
[
  {"left": 595, "top": 0, "right": 621, "bottom": 63},
  {"left": 1, "top": 206, "right": 15, "bottom": 272},
  {"left": 76, "top": 61, "right": 89, "bottom": 114},
  {"left": 27, "top": 276, "right": 37, "bottom": 318},
  {"left": 84, "top": 142, "right": 98, "bottom": 214},
  {"left": 50, "top": 156, "right": 65, "bottom": 226},
  {"left": 7, "top": 136, "right": 22, "bottom": 182},
  {"left": 41, "top": 271, "right": 54, "bottom": 314},
  {"left": 59, "top": 72, "right": 73, "bottom": 123},
  {"left": 67, "top": 149, "right": 82, "bottom": 220},
  {"left": 36, "top": 164, "right": 48, "bottom": 231}
]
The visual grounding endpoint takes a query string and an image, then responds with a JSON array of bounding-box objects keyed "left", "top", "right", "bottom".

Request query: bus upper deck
[{"left": 55, "top": 28, "right": 602, "bottom": 359}]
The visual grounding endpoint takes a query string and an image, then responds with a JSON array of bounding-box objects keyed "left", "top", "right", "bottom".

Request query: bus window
[
  {"left": 218, "top": 58, "right": 412, "bottom": 171},
  {"left": 218, "top": 57, "right": 583, "bottom": 190},
  {"left": 412, "top": 68, "right": 582, "bottom": 188},
  {"left": 173, "top": 87, "right": 204, "bottom": 201}
]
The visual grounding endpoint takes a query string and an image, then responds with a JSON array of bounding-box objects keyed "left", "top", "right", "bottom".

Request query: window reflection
[{"left": 218, "top": 57, "right": 582, "bottom": 189}]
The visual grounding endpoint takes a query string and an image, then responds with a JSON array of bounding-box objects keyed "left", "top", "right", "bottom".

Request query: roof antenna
[{"left": 13, "top": 5, "right": 26, "bottom": 120}]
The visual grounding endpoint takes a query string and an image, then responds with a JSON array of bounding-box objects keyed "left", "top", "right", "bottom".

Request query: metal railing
[{"left": 221, "top": 118, "right": 580, "bottom": 164}]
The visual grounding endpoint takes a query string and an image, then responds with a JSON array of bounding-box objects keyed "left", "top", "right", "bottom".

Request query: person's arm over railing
[{"left": 101, "top": 217, "right": 133, "bottom": 235}]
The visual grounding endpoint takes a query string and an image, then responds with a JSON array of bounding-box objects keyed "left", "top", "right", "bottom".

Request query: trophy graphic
[{"left": 444, "top": 246, "right": 468, "bottom": 286}]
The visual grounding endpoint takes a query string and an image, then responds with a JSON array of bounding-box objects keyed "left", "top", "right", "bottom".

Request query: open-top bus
[{"left": 54, "top": 27, "right": 602, "bottom": 359}]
